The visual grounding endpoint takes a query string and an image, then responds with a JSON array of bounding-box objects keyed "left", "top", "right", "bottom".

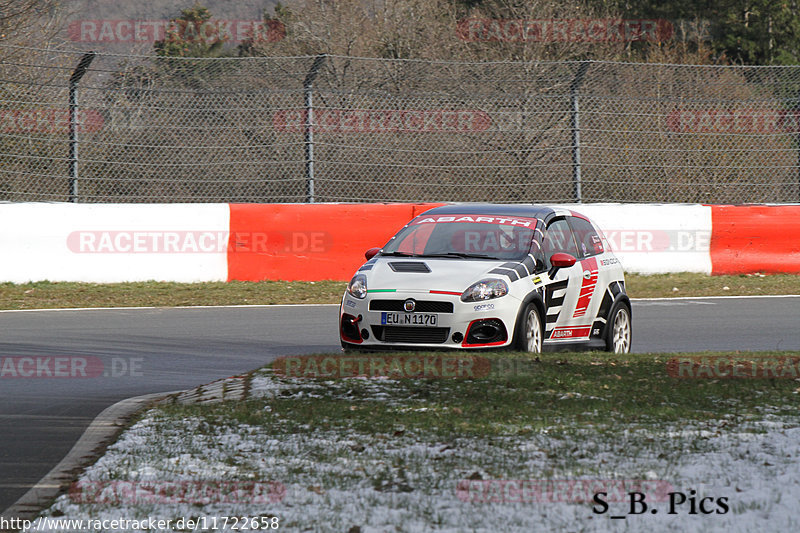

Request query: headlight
[
  {"left": 461, "top": 278, "right": 508, "bottom": 302},
  {"left": 347, "top": 273, "right": 368, "bottom": 299}
]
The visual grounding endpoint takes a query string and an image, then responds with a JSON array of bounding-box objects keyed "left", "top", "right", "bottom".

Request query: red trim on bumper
[{"left": 462, "top": 318, "right": 508, "bottom": 347}]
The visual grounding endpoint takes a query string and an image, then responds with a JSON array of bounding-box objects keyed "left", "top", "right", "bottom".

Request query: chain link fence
[{"left": 1, "top": 45, "right": 799, "bottom": 203}]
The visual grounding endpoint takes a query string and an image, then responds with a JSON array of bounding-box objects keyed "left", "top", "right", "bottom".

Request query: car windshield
[{"left": 382, "top": 214, "right": 538, "bottom": 261}]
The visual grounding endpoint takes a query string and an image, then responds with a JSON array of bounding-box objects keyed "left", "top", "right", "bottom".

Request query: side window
[
  {"left": 569, "top": 216, "right": 604, "bottom": 258},
  {"left": 542, "top": 219, "right": 579, "bottom": 261},
  {"left": 530, "top": 221, "right": 546, "bottom": 272}
]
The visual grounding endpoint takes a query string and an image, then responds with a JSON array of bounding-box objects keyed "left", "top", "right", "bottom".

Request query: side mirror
[
  {"left": 365, "top": 247, "right": 381, "bottom": 260},
  {"left": 548, "top": 252, "right": 576, "bottom": 278},
  {"left": 550, "top": 252, "right": 576, "bottom": 268}
]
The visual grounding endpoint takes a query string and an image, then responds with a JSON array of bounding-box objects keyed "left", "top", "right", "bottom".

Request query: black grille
[
  {"left": 370, "top": 300, "right": 454, "bottom": 313},
  {"left": 371, "top": 326, "right": 450, "bottom": 344},
  {"left": 389, "top": 262, "right": 431, "bottom": 273}
]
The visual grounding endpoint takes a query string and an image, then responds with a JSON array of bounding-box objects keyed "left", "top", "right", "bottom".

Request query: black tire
[
  {"left": 605, "top": 301, "right": 632, "bottom": 353},
  {"left": 341, "top": 340, "right": 363, "bottom": 353},
  {"left": 514, "top": 303, "right": 543, "bottom": 353},
  {"left": 342, "top": 340, "right": 374, "bottom": 353}
]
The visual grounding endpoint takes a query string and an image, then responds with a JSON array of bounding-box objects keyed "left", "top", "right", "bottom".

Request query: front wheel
[
  {"left": 605, "top": 302, "right": 632, "bottom": 353},
  {"left": 515, "top": 303, "right": 543, "bottom": 353},
  {"left": 341, "top": 340, "right": 367, "bottom": 353}
]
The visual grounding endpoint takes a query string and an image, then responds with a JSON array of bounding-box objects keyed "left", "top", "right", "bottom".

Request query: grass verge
[
  {"left": 0, "top": 280, "right": 347, "bottom": 310},
  {"left": 185, "top": 350, "right": 800, "bottom": 437},
  {"left": 1, "top": 273, "right": 798, "bottom": 310},
  {"left": 38, "top": 351, "right": 800, "bottom": 531}
]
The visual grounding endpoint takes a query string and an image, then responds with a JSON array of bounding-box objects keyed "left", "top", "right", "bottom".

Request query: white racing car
[{"left": 340, "top": 204, "right": 631, "bottom": 353}]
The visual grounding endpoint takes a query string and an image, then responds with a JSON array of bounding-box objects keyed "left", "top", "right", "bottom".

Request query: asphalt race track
[{"left": 2, "top": 296, "right": 799, "bottom": 514}]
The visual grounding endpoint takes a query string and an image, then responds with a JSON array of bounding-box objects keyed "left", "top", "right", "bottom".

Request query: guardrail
[{"left": 0, "top": 203, "right": 797, "bottom": 282}]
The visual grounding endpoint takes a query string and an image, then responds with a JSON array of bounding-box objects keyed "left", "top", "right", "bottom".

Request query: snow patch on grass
[{"left": 31, "top": 374, "right": 800, "bottom": 532}]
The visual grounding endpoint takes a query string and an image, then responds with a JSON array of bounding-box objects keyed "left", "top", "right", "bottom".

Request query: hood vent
[{"left": 389, "top": 261, "right": 431, "bottom": 273}]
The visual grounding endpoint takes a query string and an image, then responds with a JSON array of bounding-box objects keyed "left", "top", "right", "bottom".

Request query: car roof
[{"left": 419, "top": 203, "right": 557, "bottom": 220}]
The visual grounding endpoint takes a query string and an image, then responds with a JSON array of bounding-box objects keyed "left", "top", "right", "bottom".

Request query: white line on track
[{"left": 632, "top": 294, "right": 800, "bottom": 301}]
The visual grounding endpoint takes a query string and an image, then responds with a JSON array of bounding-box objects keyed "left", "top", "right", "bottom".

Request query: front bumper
[{"left": 340, "top": 291, "right": 522, "bottom": 350}]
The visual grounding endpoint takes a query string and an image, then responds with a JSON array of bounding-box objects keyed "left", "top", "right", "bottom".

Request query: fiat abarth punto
[{"left": 340, "top": 204, "right": 631, "bottom": 353}]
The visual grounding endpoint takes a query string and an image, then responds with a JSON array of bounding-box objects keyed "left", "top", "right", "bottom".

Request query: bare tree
[{"left": 0, "top": 0, "right": 64, "bottom": 48}]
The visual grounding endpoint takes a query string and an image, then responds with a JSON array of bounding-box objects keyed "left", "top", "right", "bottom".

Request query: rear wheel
[
  {"left": 606, "top": 302, "right": 632, "bottom": 353},
  {"left": 515, "top": 303, "right": 543, "bottom": 353}
]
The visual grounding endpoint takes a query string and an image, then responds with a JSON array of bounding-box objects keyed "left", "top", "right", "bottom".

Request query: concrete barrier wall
[
  {"left": 709, "top": 205, "right": 800, "bottom": 274},
  {"left": 0, "top": 204, "right": 229, "bottom": 283},
  {"left": 226, "top": 203, "right": 441, "bottom": 281},
  {"left": 0, "top": 203, "right": 795, "bottom": 282},
  {"left": 558, "top": 204, "right": 713, "bottom": 274}
]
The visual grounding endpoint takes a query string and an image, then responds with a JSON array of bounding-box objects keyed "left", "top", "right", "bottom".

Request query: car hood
[{"left": 364, "top": 257, "right": 510, "bottom": 293}]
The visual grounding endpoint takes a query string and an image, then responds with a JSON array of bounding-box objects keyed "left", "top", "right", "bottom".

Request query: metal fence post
[
  {"left": 570, "top": 61, "right": 590, "bottom": 203},
  {"left": 68, "top": 51, "right": 96, "bottom": 203},
  {"left": 304, "top": 54, "right": 327, "bottom": 203},
  {"left": 797, "top": 89, "right": 800, "bottom": 201}
]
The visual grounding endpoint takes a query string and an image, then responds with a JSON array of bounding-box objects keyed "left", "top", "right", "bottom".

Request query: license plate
[{"left": 381, "top": 312, "right": 438, "bottom": 326}]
